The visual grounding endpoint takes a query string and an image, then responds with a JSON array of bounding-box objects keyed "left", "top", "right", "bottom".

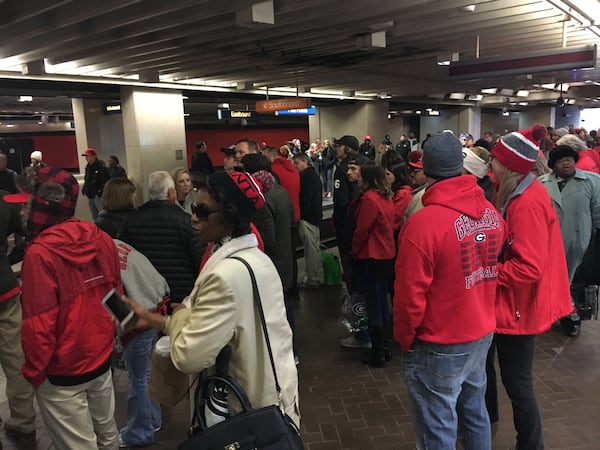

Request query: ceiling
[{"left": 2, "top": 0, "right": 600, "bottom": 123}]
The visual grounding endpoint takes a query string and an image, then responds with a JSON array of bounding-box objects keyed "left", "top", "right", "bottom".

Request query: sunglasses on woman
[{"left": 191, "top": 203, "right": 220, "bottom": 221}]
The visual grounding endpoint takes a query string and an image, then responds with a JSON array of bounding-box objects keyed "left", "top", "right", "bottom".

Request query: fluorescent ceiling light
[
  {"left": 499, "top": 88, "right": 514, "bottom": 96},
  {"left": 516, "top": 90, "right": 529, "bottom": 97},
  {"left": 518, "top": 102, "right": 529, "bottom": 106},
  {"left": 468, "top": 94, "right": 483, "bottom": 101},
  {"left": 481, "top": 88, "right": 497, "bottom": 94},
  {"left": 449, "top": 92, "right": 465, "bottom": 100},
  {"left": 18, "top": 95, "right": 33, "bottom": 102},
  {"left": 437, "top": 60, "right": 451, "bottom": 66},
  {"left": 541, "top": 83, "right": 570, "bottom": 91},
  {"left": 415, "top": 110, "right": 422, "bottom": 115},
  {"left": 378, "top": 94, "right": 392, "bottom": 99}
]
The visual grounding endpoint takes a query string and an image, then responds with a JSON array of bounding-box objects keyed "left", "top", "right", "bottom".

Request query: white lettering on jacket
[{"left": 454, "top": 208, "right": 500, "bottom": 241}]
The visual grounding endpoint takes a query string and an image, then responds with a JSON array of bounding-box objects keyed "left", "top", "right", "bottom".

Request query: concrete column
[
  {"left": 519, "top": 106, "right": 555, "bottom": 128},
  {"left": 72, "top": 98, "right": 126, "bottom": 174},
  {"left": 120, "top": 87, "right": 187, "bottom": 202},
  {"left": 310, "top": 101, "right": 389, "bottom": 143},
  {"left": 72, "top": 98, "right": 127, "bottom": 222},
  {"left": 420, "top": 106, "right": 481, "bottom": 144},
  {"left": 457, "top": 107, "right": 481, "bottom": 140}
]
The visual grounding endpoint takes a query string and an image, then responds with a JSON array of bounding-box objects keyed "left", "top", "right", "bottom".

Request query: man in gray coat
[{"left": 539, "top": 145, "right": 600, "bottom": 337}]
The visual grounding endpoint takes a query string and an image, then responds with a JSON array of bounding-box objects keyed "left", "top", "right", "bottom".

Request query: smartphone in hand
[{"left": 101, "top": 288, "right": 134, "bottom": 328}]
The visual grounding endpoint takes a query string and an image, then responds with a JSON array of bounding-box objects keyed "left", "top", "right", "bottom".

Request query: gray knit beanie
[{"left": 422, "top": 131, "right": 464, "bottom": 179}]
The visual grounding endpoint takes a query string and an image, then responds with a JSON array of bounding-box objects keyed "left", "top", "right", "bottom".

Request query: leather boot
[
  {"left": 383, "top": 321, "right": 393, "bottom": 362},
  {"left": 361, "top": 327, "right": 386, "bottom": 368}
]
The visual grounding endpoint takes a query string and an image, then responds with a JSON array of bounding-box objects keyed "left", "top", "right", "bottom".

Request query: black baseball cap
[
  {"left": 220, "top": 145, "right": 236, "bottom": 156},
  {"left": 333, "top": 135, "right": 359, "bottom": 151}
]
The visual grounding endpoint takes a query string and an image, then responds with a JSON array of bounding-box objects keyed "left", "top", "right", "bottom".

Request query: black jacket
[
  {"left": 359, "top": 143, "right": 375, "bottom": 160},
  {"left": 118, "top": 200, "right": 206, "bottom": 302},
  {"left": 108, "top": 166, "right": 127, "bottom": 179},
  {"left": 395, "top": 141, "right": 411, "bottom": 161},
  {"left": 83, "top": 160, "right": 110, "bottom": 199},
  {"left": 95, "top": 209, "right": 134, "bottom": 238},
  {"left": 321, "top": 147, "right": 336, "bottom": 172},
  {"left": 299, "top": 166, "right": 323, "bottom": 226},
  {"left": 190, "top": 151, "right": 214, "bottom": 176},
  {"left": 0, "top": 169, "right": 17, "bottom": 194},
  {"left": 0, "top": 191, "right": 20, "bottom": 298}
]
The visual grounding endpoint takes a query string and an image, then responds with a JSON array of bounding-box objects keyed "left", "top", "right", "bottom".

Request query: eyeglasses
[{"left": 191, "top": 203, "right": 220, "bottom": 221}]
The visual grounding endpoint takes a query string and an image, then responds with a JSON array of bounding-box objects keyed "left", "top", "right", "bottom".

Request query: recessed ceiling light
[
  {"left": 449, "top": 93, "right": 466, "bottom": 100},
  {"left": 481, "top": 88, "right": 498, "bottom": 94},
  {"left": 499, "top": 88, "right": 514, "bottom": 96},
  {"left": 516, "top": 90, "right": 529, "bottom": 97}
]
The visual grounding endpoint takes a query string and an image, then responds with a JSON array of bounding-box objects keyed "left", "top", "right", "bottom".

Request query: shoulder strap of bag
[{"left": 229, "top": 256, "right": 282, "bottom": 399}]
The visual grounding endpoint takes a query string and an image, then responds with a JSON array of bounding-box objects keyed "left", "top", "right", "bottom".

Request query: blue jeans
[
  {"left": 121, "top": 328, "right": 161, "bottom": 446},
  {"left": 87, "top": 196, "right": 102, "bottom": 220},
  {"left": 403, "top": 333, "right": 493, "bottom": 450}
]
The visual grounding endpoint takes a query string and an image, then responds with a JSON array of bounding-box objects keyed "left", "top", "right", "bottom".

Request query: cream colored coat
[{"left": 164, "top": 233, "right": 300, "bottom": 426}]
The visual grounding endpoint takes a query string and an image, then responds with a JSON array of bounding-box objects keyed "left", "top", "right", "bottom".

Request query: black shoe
[
  {"left": 4, "top": 424, "right": 35, "bottom": 441},
  {"left": 361, "top": 350, "right": 386, "bottom": 368},
  {"left": 560, "top": 316, "right": 581, "bottom": 337},
  {"left": 568, "top": 323, "right": 581, "bottom": 337}
]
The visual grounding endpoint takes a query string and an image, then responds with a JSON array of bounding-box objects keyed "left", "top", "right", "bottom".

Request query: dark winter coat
[{"left": 118, "top": 200, "right": 205, "bottom": 302}]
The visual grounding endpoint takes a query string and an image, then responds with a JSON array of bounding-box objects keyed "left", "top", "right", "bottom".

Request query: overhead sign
[
  {"left": 103, "top": 103, "right": 121, "bottom": 114},
  {"left": 217, "top": 110, "right": 259, "bottom": 120},
  {"left": 275, "top": 106, "right": 317, "bottom": 116},
  {"left": 256, "top": 97, "right": 309, "bottom": 113}
]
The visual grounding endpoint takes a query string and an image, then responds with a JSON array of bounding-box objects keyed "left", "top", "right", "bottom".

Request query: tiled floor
[{"left": 0, "top": 282, "right": 599, "bottom": 449}]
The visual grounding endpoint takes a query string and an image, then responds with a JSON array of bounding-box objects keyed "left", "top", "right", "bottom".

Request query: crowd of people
[{"left": 0, "top": 122, "right": 597, "bottom": 449}]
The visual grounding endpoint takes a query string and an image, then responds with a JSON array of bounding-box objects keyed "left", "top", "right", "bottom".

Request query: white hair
[
  {"left": 148, "top": 171, "right": 175, "bottom": 200},
  {"left": 555, "top": 134, "right": 587, "bottom": 152}
]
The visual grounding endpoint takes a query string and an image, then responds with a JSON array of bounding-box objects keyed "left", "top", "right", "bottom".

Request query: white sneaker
[{"left": 340, "top": 335, "right": 371, "bottom": 349}]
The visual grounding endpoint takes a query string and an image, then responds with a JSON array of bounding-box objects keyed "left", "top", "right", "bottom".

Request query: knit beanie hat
[
  {"left": 209, "top": 171, "right": 264, "bottom": 225},
  {"left": 491, "top": 124, "right": 547, "bottom": 174},
  {"left": 422, "top": 131, "right": 463, "bottom": 179},
  {"left": 30, "top": 150, "right": 42, "bottom": 161},
  {"left": 462, "top": 148, "right": 489, "bottom": 179},
  {"left": 548, "top": 145, "right": 579, "bottom": 169}
]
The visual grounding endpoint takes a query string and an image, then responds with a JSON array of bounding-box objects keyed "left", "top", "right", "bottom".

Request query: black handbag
[{"left": 178, "top": 256, "right": 304, "bottom": 450}]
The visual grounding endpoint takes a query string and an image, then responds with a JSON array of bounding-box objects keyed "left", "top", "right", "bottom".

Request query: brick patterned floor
[{"left": 0, "top": 283, "right": 599, "bottom": 449}]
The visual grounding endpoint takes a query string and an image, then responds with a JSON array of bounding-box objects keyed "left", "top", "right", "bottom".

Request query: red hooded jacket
[
  {"left": 576, "top": 149, "right": 600, "bottom": 174},
  {"left": 271, "top": 157, "right": 300, "bottom": 222},
  {"left": 392, "top": 185, "right": 413, "bottom": 232},
  {"left": 394, "top": 175, "right": 506, "bottom": 352},
  {"left": 352, "top": 189, "right": 395, "bottom": 260},
  {"left": 495, "top": 180, "right": 573, "bottom": 334},
  {"left": 21, "top": 219, "right": 119, "bottom": 386}
]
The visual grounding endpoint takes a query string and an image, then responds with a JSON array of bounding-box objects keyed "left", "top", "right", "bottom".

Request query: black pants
[
  {"left": 485, "top": 336, "right": 499, "bottom": 423},
  {"left": 495, "top": 334, "right": 544, "bottom": 450}
]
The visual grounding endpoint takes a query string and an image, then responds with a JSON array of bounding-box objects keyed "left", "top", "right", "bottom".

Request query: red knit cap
[{"left": 491, "top": 124, "right": 547, "bottom": 174}]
